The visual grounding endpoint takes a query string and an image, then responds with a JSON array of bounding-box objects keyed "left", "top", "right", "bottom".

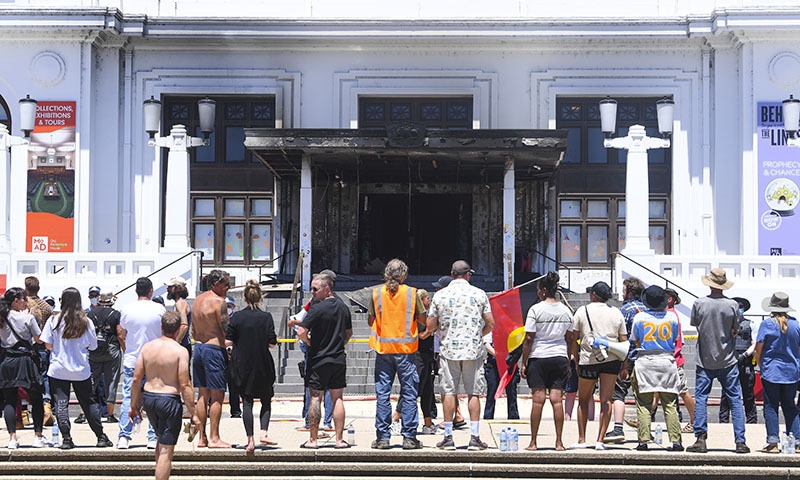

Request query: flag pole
[{"left": 509, "top": 273, "right": 547, "bottom": 291}]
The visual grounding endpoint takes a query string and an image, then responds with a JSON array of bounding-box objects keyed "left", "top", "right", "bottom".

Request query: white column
[
  {"left": 503, "top": 156, "right": 515, "bottom": 290},
  {"left": 0, "top": 131, "right": 10, "bottom": 253},
  {"left": 8, "top": 143, "right": 28, "bottom": 253},
  {"left": 299, "top": 154, "right": 312, "bottom": 290},
  {"left": 162, "top": 125, "right": 192, "bottom": 252},
  {"left": 623, "top": 126, "right": 652, "bottom": 255},
  {"left": 604, "top": 125, "right": 670, "bottom": 257}
]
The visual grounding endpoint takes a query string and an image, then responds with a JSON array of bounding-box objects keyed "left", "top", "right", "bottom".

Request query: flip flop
[
  {"left": 300, "top": 442, "right": 319, "bottom": 449},
  {"left": 260, "top": 438, "right": 278, "bottom": 446},
  {"left": 334, "top": 441, "right": 352, "bottom": 449}
]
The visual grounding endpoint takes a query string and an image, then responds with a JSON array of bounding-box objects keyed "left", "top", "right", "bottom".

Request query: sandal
[
  {"left": 761, "top": 443, "right": 780, "bottom": 454},
  {"left": 681, "top": 423, "right": 694, "bottom": 433}
]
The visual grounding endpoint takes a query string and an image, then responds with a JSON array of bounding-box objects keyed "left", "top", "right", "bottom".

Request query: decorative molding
[
  {"left": 29, "top": 51, "right": 66, "bottom": 88},
  {"left": 334, "top": 69, "right": 497, "bottom": 129},
  {"left": 768, "top": 51, "right": 800, "bottom": 89}
]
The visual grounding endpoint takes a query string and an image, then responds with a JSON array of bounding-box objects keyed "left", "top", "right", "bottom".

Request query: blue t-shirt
[
  {"left": 631, "top": 309, "right": 679, "bottom": 353},
  {"left": 757, "top": 316, "right": 800, "bottom": 384}
]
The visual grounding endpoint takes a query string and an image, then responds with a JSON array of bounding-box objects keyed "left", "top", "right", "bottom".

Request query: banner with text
[{"left": 25, "top": 101, "right": 76, "bottom": 253}]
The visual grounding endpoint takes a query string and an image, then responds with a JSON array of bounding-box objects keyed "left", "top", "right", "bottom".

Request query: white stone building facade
[{"left": 1, "top": 1, "right": 799, "bottom": 313}]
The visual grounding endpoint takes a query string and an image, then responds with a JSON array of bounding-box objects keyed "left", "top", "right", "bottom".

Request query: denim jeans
[
  {"left": 762, "top": 378, "right": 800, "bottom": 445},
  {"left": 375, "top": 353, "right": 419, "bottom": 440},
  {"left": 118, "top": 366, "right": 156, "bottom": 442},
  {"left": 693, "top": 364, "right": 746, "bottom": 443},
  {"left": 483, "top": 355, "right": 520, "bottom": 420}
]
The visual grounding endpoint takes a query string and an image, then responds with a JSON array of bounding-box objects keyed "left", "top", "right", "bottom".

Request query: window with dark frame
[
  {"left": 556, "top": 97, "right": 672, "bottom": 266},
  {"left": 161, "top": 95, "right": 276, "bottom": 265},
  {"left": 359, "top": 97, "right": 473, "bottom": 129}
]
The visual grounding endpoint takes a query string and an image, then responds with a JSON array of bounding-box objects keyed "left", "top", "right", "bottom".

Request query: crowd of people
[{"left": 1, "top": 263, "right": 800, "bottom": 478}]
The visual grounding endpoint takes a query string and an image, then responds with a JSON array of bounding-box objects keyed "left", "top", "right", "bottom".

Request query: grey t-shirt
[
  {"left": 0, "top": 310, "right": 41, "bottom": 348},
  {"left": 690, "top": 295, "right": 739, "bottom": 370}
]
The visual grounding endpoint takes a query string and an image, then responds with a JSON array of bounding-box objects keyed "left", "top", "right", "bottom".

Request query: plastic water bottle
[
  {"left": 789, "top": 432, "right": 796, "bottom": 455},
  {"left": 510, "top": 428, "right": 519, "bottom": 452},
  {"left": 51, "top": 425, "right": 59, "bottom": 447},
  {"left": 499, "top": 428, "right": 508, "bottom": 452},
  {"left": 133, "top": 416, "right": 141, "bottom": 435},
  {"left": 654, "top": 424, "right": 663, "bottom": 445},
  {"left": 347, "top": 428, "right": 355, "bottom": 446},
  {"left": 782, "top": 432, "right": 790, "bottom": 454}
]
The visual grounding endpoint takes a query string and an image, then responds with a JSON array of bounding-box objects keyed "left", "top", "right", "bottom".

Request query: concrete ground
[{"left": 11, "top": 395, "right": 774, "bottom": 454}]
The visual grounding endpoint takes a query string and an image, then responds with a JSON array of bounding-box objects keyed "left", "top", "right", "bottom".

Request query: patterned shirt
[
  {"left": 620, "top": 298, "right": 645, "bottom": 361},
  {"left": 27, "top": 296, "right": 53, "bottom": 329},
  {"left": 428, "top": 279, "right": 491, "bottom": 361}
]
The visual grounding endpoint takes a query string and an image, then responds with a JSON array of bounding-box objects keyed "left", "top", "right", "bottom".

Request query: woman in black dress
[{"left": 225, "top": 280, "right": 277, "bottom": 452}]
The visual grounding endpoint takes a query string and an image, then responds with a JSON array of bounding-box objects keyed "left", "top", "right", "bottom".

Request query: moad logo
[{"left": 31, "top": 236, "right": 48, "bottom": 252}]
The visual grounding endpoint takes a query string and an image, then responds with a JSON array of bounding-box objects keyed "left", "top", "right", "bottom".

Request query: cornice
[{"left": 0, "top": 6, "right": 799, "bottom": 46}]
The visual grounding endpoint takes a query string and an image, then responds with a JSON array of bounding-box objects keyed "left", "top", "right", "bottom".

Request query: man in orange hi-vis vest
[{"left": 368, "top": 259, "right": 427, "bottom": 450}]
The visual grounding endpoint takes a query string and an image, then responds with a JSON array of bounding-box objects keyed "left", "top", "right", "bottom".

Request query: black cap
[{"left": 590, "top": 281, "right": 612, "bottom": 301}]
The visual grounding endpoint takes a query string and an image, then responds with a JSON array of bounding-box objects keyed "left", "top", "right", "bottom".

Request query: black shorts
[
  {"left": 578, "top": 360, "right": 622, "bottom": 380},
  {"left": 142, "top": 391, "right": 183, "bottom": 446},
  {"left": 612, "top": 363, "right": 633, "bottom": 402},
  {"left": 306, "top": 362, "right": 346, "bottom": 391},
  {"left": 526, "top": 357, "right": 570, "bottom": 390}
]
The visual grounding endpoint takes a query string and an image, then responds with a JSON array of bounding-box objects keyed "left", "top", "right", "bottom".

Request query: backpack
[{"left": 87, "top": 308, "right": 117, "bottom": 353}]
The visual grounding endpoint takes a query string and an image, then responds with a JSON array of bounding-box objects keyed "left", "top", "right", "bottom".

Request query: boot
[
  {"left": 686, "top": 433, "right": 708, "bottom": 453},
  {"left": 43, "top": 403, "right": 55, "bottom": 427}
]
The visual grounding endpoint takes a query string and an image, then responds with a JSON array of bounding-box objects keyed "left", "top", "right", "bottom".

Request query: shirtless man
[
  {"left": 191, "top": 269, "right": 231, "bottom": 448},
  {"left": 130, "top": 311, "right": 200, "bottom": 480}
]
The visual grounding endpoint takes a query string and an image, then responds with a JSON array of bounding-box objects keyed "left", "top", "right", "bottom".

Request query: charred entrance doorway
[{"left": 359, "top": 193, "right": 471, "bottom": 275}]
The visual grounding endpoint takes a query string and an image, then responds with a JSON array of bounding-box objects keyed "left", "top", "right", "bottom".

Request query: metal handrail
[
  {"left": 256, "top": 247, "right": 299, "bottom": 283},
  {"left": 613, "top": 251, "right": 699, "bottom": 300},
  {"left": 528, "top": 248, "right": 573, "bottom": 292},
  {"left": 114, "top": 250, "right": 202, "bottom": 296}
]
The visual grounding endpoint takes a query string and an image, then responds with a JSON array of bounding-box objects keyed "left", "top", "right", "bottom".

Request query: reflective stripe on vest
[{"left": 369, "top": 284, "right": 418, "bottom": 354}]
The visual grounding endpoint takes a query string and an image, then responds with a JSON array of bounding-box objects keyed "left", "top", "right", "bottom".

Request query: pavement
[{"left": 7, "top": 395, "right": 777, "bottom": 454}]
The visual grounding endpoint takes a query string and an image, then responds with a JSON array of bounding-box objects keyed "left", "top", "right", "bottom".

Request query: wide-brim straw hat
[{"left": 701, "top": 268, "right": 733, "bottom": 290}]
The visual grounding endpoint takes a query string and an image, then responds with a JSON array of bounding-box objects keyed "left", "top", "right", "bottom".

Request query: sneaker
[
  {"left": 31, "top": 436, "right": 47, "bottom": 448},
  {"left": 59, "top": 438, "right": 75, "bottom": 450},
  {"left": 390, "top": 420, "right": 401, "bottom": 436},
  {"left": 667, "top": 442, "right": 684, "bottom": 452},
  {"left": 420, "top": 424, "right": 440, "bottom": 435},
  {"left": 74, "top": 413, "right": 87, "bottom": 424},
  {"left": 106, "top": 414, "right": 119, "bottom": 424},
  {"left": 467, "top": 435, "right": 488, "bottom": 451},
  {"left": 686, "top": 435, "right": 707, "bottom": 453},
  {"left": 116, "top": 437, "right": 130, "bottom": 450},
  {"left": 230, "top": 412, "right": 242, "bottom": 419},
  {"left": 595, "top": 442, "right": 608, "bottom": 451},
  {"left": 402, "top": 437, "right": 423, "bottom": 450},
  {"left": 635, "top": 443, "right": 648, "bottom": 451},
  {"left": 7, "top": 439, "right": 18, "bottom": 450},
  {"left": 603, "top": 427, "right": 625, "bottom": 444},
  {"left": 96, "top": 434, "right": 113, "bottom": 448},
  {"left": 370, "top": 439, "right": 391, "bottom": 450},
  {"left": 567, "top": 442, "right": 588, "bottom": 449},
  {"left": 147, "top": 439, "right": 157, "bottom": 449},
  {"left": 436, "top": 435, "right": 456, "bottom": 451},
  {"left": 735, "top": 442, "right": 750, "bottom": 454}
]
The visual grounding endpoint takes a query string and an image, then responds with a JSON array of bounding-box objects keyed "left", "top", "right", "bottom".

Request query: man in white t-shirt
[{"left": 116, "top": 277, "right": 166, "bottom": 449}]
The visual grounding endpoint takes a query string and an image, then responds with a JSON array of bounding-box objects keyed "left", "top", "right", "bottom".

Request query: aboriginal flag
[{"left": 488, "top": 288, "right": 525, "bottom": 400}]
